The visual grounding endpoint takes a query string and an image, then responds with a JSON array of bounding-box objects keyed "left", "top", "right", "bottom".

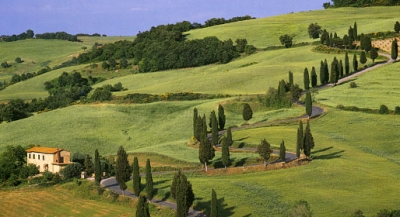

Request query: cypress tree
[
  {"left": 136, "top": 195, "right": 150, "bottom": 217},
  {"left": 145, "top": 159, "right": 153, "bottom": 200},
  {"left": 94, "top": 149, "right": 101, "bottom": 185},
  {"left": 210, "top": 110, "right": 218, "bottom": 146},
  {"left": 226, "top": 127, "right": 233, "bottom": 148},
  {"left": 353, "top": 22, "right": 358, "bottom": 40},
  {"left": 175, "top": 172, "right": 194, "bottom": 217},
  {"left": 360, "top": 33, "right": 365, "bottom": 50},
  {"left": 360, "top": 51, "right": 367, "bottom": 64},
  {"left": 370, "top": 47, "right": 378, "bottom": 64},
  {"left": 84, "top": 154, "right": 94, "bottom": 176},
  {"left": 329, "top": 32, "right": 334, "bottom": 47},
  {"left": 345, "top": 52, "right": 350, "bottom": 75},
  {"left": 348, "top": 26, "right": 354, "bottom": 43},
  {"left": 115, "top": 146, "right": 130, "bottom": 195},
  {"left": 304, "top": 67, "right": 310, "bottom": 90},
  {"left": 279, "top": 140, "right": 286, "bottom": 161},
  {"left": 339, "top": 59, "right": 344, "bottom": 78},
  {"left": 303, "top": 121, "right": 315, "bottom": 158},
  {"left": 221, "top": 137, "right": 230, "bottom": 169},
  {"left": 242, "top": 103, "right": 253, "bottom": 122},
  {"left": 298, "top": 121, "right": 304, "bottom": 151},
  {"left": 305, "top": 91, "right": 312, "bottom": 119},
  {"left": 343, "top": 34, "right": 350, "bottom": 50},
  {"left": 132, "top": 156, "right": 141, "bottom": 196},
  {"left": 218, "top": 104, "right": 226, "bottom": 130},
  {"left": 195, "top": 114, "right": 203, "bottom": 142},
  {"left": 210, "top": 189, "right": 219, "bottom": 217},
  {"left": 391, "top": 39, "right": 398, "bottom": 60},
  {"left": 199, "top": 114, "right": 215, "bottom": 171},
  {"left": 170, "top": 170, "right": 181, "bottom": 199},
  {"left": 324, "top": 59, "right": 329, "bottom": 84},
  {"left": 296, "top": 128, "right": 301, "bottom": 159},
  {"left": 395, "top": 21, "right": 400, "bottom": 33},
  {"left": 353, "top": 54, "right": 358, "bottom": 72},
  {"left": 364, "top": 36, "right": 372, "bottom": 53},
  {"left": 257, "top": 139, "right": 273, "bottom": 166},
  {"left": 326, "top": 32, "right": 331, "bottom": 46},
  {"left": 289, "top": 71, "right": 294, "bottom": 86},
  {"left": 193, "top": 108, "right": 198, "bottom": 140},
  {"left": 311, "top": 66, "right": 317, "bottom": 87},
  {"left": 319, "top": 60, "right": 325, "bottom": 85},
  {"left": 330, "top": 57, "right": 339, "bottom": 84}
]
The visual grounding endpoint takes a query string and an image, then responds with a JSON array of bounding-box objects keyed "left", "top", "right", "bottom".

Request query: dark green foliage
[
  {"left": 90, "top": 86, "right": 113, "bottom": 101},
  {"left": 296, "top": 128, "right": 301, "bottom": 159},
  {"left": 298, "top": 121, "right": 304, "bottom": 152},
  {"left": 319, "top": 61, "right": 325, "bottom": 85},
  {"left": 226, "top": 127, "right": 233, "bottom": 148},
  {"left": 19, "top": 163, "right": 39, "bottom": 179},
  {"left": 218, "top": 104, "right": 226, "bottom": 130},
  {"left": 279, "top": 34, "right": 293, "bottom": 48},
  {"left": 320, "top": 30, "right": 328, "bottom": 45},
  {"left": 350, "top": 82, "right": 358, "bottom": 88},
  {"left": 289, "top": 84, "right": 303, "bottom": 102},
  {"left": 345, "top": 52, "right": 350, "bottom": 75},
  {"left": 303, "top": 121, "right": 315, "bottom": 157},
  {"left": 370, "top": 47, "right": 378, "bottom": 63},
  {"left": 210, "top": 110, "right": 219, "bottom": 146},
  {"left": 289, "top": 71, "right": 294, "bottom": 85},
  {"left": 391, "top": 39, "right": 398, "bottom": 60},
  {"left": 136, "top": 195, "right": 150, "bottom": 217},
  {"left": 124, "top": 92, "right": 228, "bottom": 103},
  {"left": 351, "top": 209, "right": 365, "bottom": 217},
  {"left": 199, "top": 114, "right": 215, "bottom": 171},
  {"left": 235, "top": 38, "right": 248, "bottom": 53},
  {"left": 0, "top": 145, "right": 28, "bottom": 183},
  {"left": 339, "top": 59, "right": 344, "bottom": 78},
  {"left": 395, "top": 21, "right": 400, "bottom": 33},
  {"left": 1, "top": 62, "right": 10, "bottom": 68},
  {"left": 84, "top": 154, "right": 94, "bottom": 176},
  {"left": 60, "top": 163, "right": 83, "bottom": 180},
  {"left": 360, "top": 33, "right": 365, "bottom": 50},
  {"left": 242, "top": 103, "right": 253, "bottom": 121},
  {"left": 210, "top": 189, "right": 219, "bottom": 217},
  {"left": 324, "top": 59, "right": 329, "bottom": 84},
  {"left": 364, "top": 36, "right": 372, "bottom": 53},
  {"left": 120, "top": 58, "right": 128, "bottom": 69},
  {"left": 115, "top": 146, "right": 131, "bottom": 193},
  {"left": 304, "top": 68, "right": 310, "bottom": 90},
  {"left": 263, "top": 80, "right": 293, "bottom": 109},
  {"left": 311, "top": 67, "right": 317, "bottom": 87},
  {"left": 330, "top": 57, "right": 339, "bottom": 84},
  {"left": 348, "top": 26, "right": 354, "bottom": 43},
  {"left": 94, "top": 149, "right": 101, "bottom": 185},
  {"left": 221, "top": 137, "right": 231, "bottom": 168},
  {"left": 15, "top": 57, "right": 23, "bottom": 63},
  {"left": 353, "top": 22, "right": 358, "bottom": 40},
  {"left": 353, "top": 54, "right": 358, "bottom": 72},
  {"left": 193, "top": 108, "right": 199, "bottom": 140},
  {"left": 379, "top": 104, "right": 390, "bottom": 114},
  {"left": 308, "top": 23, "right": 322, "bottom": 39},
  {"left": 257, "top": 139, "right": 273, "bottom": 165},
  {"left": 332, "top": 0, "right": 400, "bottom": 7},
  {"left": 170, "top": 170, "right": 181, "bottom": 199},
  {"left": 145, "top": 159, "right": 153, "bottom": 200},
  {"left": 394, "top": 106, "right": 400, "bottom": 115},
  {"left": 132, "top": 157, "right": 141, "bottom": 196},
  {"left": 305, "top": 91, "right": 312, "bottom": 119},
  {"left": 173, "top": 171, "right": 195, "bottom": 217},
  {"left": 244, "top": 45, "right": 257, "bottom": 54},
  {"left": 360, "top": 51, "right": 367, "bottom": 64},
  {"left": 0, "top": 98, "right": 31, "bottom": 122},
  {"left": 279, "top": 140, "right": 286, "bottom": 161}
]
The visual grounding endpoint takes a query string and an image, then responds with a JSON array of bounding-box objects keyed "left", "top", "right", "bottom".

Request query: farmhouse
[{"left": 26, "top": 146, "right": 72, "bottom": 173}]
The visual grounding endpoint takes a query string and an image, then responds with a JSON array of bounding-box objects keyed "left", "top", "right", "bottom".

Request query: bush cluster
[{"left": 123, "top": 92, "right": 229, "bottom": 103}]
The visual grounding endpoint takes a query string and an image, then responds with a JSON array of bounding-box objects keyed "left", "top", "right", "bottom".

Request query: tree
[
  {"left": 305, "top": 91, "right": 312, "bottom": 119},
  {"left": 360, "top": 51, "right": 367, "bottom": 64},
  {"left": 364, "top": 36, "right": 372, "bottom": 53},
  {"left": 26, "top": 29, "right": 34, "bottom": 38},
  {"left": 330, "top": 57, "right": 339, "bottom": 84},
  {"left": 174, "top": 171, "right": 195, "bottom": 217},
  {"left": 339, "top": 59, "right": 344, "bottom": 78},
  {"left": 345, "top": 52, "right": 350, "bottom": 75},
  {"left": 303, "top": 68, "right": 310, "bottom": 90},
  {"left": 353, "top": 22, "right": 358, "bottom": 40},
  {"left": 242, "top": 103, "right": 253, "bottom": 122},
  {"left": 303, "top": 121, "right": 315, "bottom": 158},
  {"left": 115, "top": 146, "right": 131, "bottom": 195},
  {"left": 136, "top": 195, "right": 150, "bottom": 217},
  {"left": 311, "top": 67, "right": 317, "bottom": 87},
  {"left": 235, "top": 38, "right": 247, "bottom": 53},
  {"left": 289, "top": 71, "right": 294, "bottom": 86},
  {"left": 370, "top": 47, "right": 378, "bottom": 64},
  {"left": 221, "top": 137, "right": 230, "bottom": 169},
  {"left": 348, "top": 26, "right": 354, "bottom": 43},
  {"left": 279, "top": 34, "right": 293, "bottom": 48},
  {"left": 296, "top": 128, "right": 301, "bottom": 159},
  {"left": 226, "top": 127, "right": 233, "bottom": 148},
  {"left": 84, "top": 154, "right": 94, "bottom": 176},
  {"left": 391, "top": 39, "right": 398, "bottom": 60},
  {"left": 60, "top": 163, "right": 83, "bottom": 180},
  {"left": 120, "top": 58, "right": 128, "bottom": 69},
  {"left": 279, "top": 140, "right": 286, "bottom": 161},
  {"left": 319, "top": 61, "right": 325, "bottom": 85},
  {"left": 210, "top": 189, "right": 219, "bottom": 217},
  {"left": 353, "top": 54, "right": 358, "bottom": 72},
  {"left": 145, "top": 159, "right": 154, "bottom": 200},
  {"left": 218, "top": 104, "right": 226, "bottom": 130},
  {"left": 132, "top": 156, "right": 141, "bottom": 196},
  {"left": 94, "top": 149, "right": 102, "bottom": 185},
  {"left": 324, "top": 59, "right": 329, "bottom": 84},
  {"left": 298, "top": 121, "right": 304, "bottom": 152},
  {"left": 308, "top": 23, "right": 322, "bottom": 39},
  {"left": 15, "top": 57, "right": 22, "bottom": 63},
  {"left": 210, "top": 110, "right": 219, "bottom": 146},
  {"left": 395, "top": 21, "right": 400, "bottom": 33},
  {"left": 379, "top": 104, "right": 390, "bottom": 114},
  {"left": 193, "top": 108, "right": 198, "bottom": 140},
  {"left": 360, "top": 33, "right": 365, "bottom": 50},
  {"left": 199, "top": 115, "right": 215, "bottom": 171},
  {"left": 257, "top": 139, "right": 273, "bottom": 165}
]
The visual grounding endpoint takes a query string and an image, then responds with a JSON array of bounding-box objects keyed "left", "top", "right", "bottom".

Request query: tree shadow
[
  {"left": 237, "top": 136, "right": 250, "bottom": 141},
  {"left": 233, "top": 157, "right": 248, "bottom": 167},
  {"left": 313, "top": 150, "right": 345, "bottom": 160},
  {"left": 312, "top": 146, "right": 334, "bottom": 154},
  {"left": 153, "top": 179, "right": 169, "bottom": 186},
  {"left": 193, "top": 196, "right": 235, "bottom": 217},
  {"left": 212, "top": 157, "right": 224, "bottom": 169}
]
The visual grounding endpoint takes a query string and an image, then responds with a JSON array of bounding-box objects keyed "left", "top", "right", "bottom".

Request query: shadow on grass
[
  {"left": 194, "top": 196, "right": 235, "bottom": 217},
  {"left": 312, "top": 146, "right": 334, "bottom": 154},
  {"left": 237, "top": 136, "right": 250, "bottom": 141},
  {"left": 154, "top": 179, "right": 169, "bottom": 186},
  {"left": 233, "top": 157, "right": 248, "bottom": 167},
  {"left": 313, "top": 150, "right": 345, "bottom": 160}
]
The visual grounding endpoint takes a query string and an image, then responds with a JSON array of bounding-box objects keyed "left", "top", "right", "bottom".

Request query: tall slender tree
[
  {"left": 391, "top": 39, "right": 398, "bottom": 60},
  {"left": 370, "top": 47, "right": 378, "bottom": 64},
  {"left": 345, "top": 52, "right": 350, "bottom": 75},
  {"left": 298, "top": 121, "right": 304, "bottom": 152},
  {"left": 193, "top": 108, "right": 198, "bottom": 140},
  {"left": 304, "top": 68, "right": 310, "bottom": 90},
  {"left": 94, "top": 149, "right": 101, "bottom": 185},
  {"left": 84, "top": 154, "right": 94, "bottom": 176},
  {"left": 311, "top": 66, "right": 317, "bottom": 87},
  {"left": 348, "top": 26, "right": 354, "bottom": 43},
  {"left": 343, "top": 34, "right": 350, "bottom": 50},
  {"left": 296, "top": 128, "right": 301, "bottom": 159},
  {"left": 115, "top": 146, "right": 130, "bottom": 195},
  {"left": 218, "top": 105, "right": 226, "bottom": 130},
  {"left": 395, "top": 21, "right": 400, "bottom": 33},
  {"left": 353, "top": 22, "right": 358, "bottom": 40},
  {"left": 330, "top": 57, "right": 339, "bottom": 84},
  {"left": 145, "top": 159, "right": 153, "bottom": 200},
  {"left": 319, "top": 60, "right": 325, "bottom": 85},
  {"left": 136, "top": 195, "right": 150, "bottom": 217},
  {"left": 364, "top": 36, "right": 372, "bottom": 53},
  {"left": 210, "top": 189, "right": 219, "bottom": 217},
  {"left": 324, "top": 59, "right": 329, "bottom": 84},
  {"left": 279, "top": 140, "right": 286, "bottom": 161},
  {"left": 360, "top": 33, "right": 365, "bottom": 50},
  {"left": 175, "top": 172, "right": 195, "bottom": 217},
  {"left": 132, "top": 156, "right": 141, "bottom": 196},
  {"left": 199, "top": 114, "right": 215, "bottom": 171},
  {"left": 353, "top": 54, "right": 358, "bottom": 72},
  {"left": 226, "top": 127, "right": 233, "bottom": 148},
  {"left": 210, "top": 110, "right": 219, "bottom": 146},
  {"left": 221, "top": 137, "right": 230, "bottom": 169},
  {"left": 305, "top": 91, "right": 312, "bottom": 119},
  {"left": 303, "top": 121, "right": 315, "bottom": 158},
  {"left": 339, "top": 59, "right": 344, "bottom": 78},
  {"left": 257, "top": 139, "right": 273, "bottom": 166},
  {"left": 289, "top": 71, "right": 294, "bottom": 86}
]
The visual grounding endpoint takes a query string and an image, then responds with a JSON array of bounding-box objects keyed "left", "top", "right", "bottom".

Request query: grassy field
[
  {"left": 317, "top": 62, "right": 400, "bottom": 109},
  {"left": 186, "top": 6, "right": 400, "bottom": 48}
]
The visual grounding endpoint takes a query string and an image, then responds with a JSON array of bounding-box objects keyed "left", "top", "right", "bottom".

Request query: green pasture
[
  {"left": 186, "top": 6, "right": 400, "bottom": 48},
  {"left": 317, "top": 62, "right": 400, "bottom": 109},
  {"left": 149, "top": 109, "right": 400, "bottom": 216}
]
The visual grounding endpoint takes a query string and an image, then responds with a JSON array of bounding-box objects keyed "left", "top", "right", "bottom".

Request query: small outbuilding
[{"left": 26, "top": 146, "right": 72, "bottom": 173}]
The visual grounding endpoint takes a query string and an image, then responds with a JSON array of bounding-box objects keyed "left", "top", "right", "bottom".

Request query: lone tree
[
  {"left": 370, "top": 47, "right": 378, "bottom": 64},
  {"left": 391, "top": 39, "right": 398, "bottom": 60},
  {"left": 218, "top": 104, "right": 226, "bottom": 130},
  {"left": 345, "top": 52, "right": 350, "bottom": 75},
  {"left": 257, "top": 139, "right": 273, "bottom": 166},
  {"left": 210, "top": 189, "right": 219, "bottom": 217},
  {"left": 145, "top": 159, "right": 153, "bottom": 200},
  {"left": 304, "top": 68, "right": 310, "bottom": 90},
  {"left": 242, "top": 103, "right": 253, "bottom": 122},
  {"left": 353, "top": 54, "right": 358, "bottom": 72},
  {"left": 132, "top": 156, "right": 141, "bottom": 196},
  {"left": 172, "top": 171, "right": 195, "bottom": 217},
  {"left": 210, "top": 110, "right": 219, "bottom": 146},
  {"left": 279, "top": 140, "right": 286, "bottom": 161},
  {"left": 360, "top": 51, "right": 367, "bottom": 65},
  {"left": 136, "top": 195, "right": 150, "bottom": 217},
  {"left": 303, "top": 121, "right": 315, "bottom": 158},
  {"left": 279, "top": 34, "right": 293, "bottom": 48},
  {"left": 94, "top": 149, "right": 102, "bottom": 185},
  {"left": 395, "top": 21, "right": 400, "bottom": 33},
  {"left": 115, "top": 146, "right": 131, "bottom": 195},
  {"left": 305, "top": 91, "right": 312, "bottom": 119},
  {"left": 221, "top": 137, "right": 231, "bottom": 169},
  {"left": 308, "top": 23, "right": 322, "bottom": 39},
  {"left": 311, "top": 66, "right": 317, "bottom": 88}
]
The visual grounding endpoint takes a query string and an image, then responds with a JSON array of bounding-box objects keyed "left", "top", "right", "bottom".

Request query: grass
[
  {"left": 78, "top": 36, "right": 136, "bottom": 47},
  {"left": 185, "top": 6, "right": 400, "bottom": 48},
  {"left": 317, "top": 62, "right": 400, "bottom": 109}
]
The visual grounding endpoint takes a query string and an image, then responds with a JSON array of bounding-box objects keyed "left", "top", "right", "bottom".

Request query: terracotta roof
[{"left": 26, "top": 147, "right": 62, "bottom": 154}]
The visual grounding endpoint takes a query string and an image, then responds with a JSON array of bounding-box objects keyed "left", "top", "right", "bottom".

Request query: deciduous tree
[
  {"left": 308, "top": 23, "right": 322, "bottom": 39},
  {"left": 257, "top": 139, "right": 273, "bottom": 165},
  {"left": 145, "top": 159, "right": 153, "bottom": 200},
  {"left": 279, "top": 34, "right": 293, "bottom": 48},
  {"left": 132, "top": 156, "right": 141, "bottom": 196}
]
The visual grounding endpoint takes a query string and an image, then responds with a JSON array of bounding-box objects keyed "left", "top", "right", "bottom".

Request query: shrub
[
  {"left": 15, "top": 57, "right": 23, "bottom": 63},
  {"left": 60, "top": 163, "right": 83, "bottom": 180},
  {"left": 379, "top": 104, "right": 390, "bottom": 114},
  {"left": 394, "top": 106, "right": 400, "bottom": 115},
  {"left": 90, "top": 86, "right": 113, "bottom": 101},
  {"left": 350, "top": 82, "right": 358, "bottom": 88}
]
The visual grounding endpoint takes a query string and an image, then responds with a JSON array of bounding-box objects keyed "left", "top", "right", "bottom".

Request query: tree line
[
  {"left": 325, "top": 0, "right": 400, "bottom": 8},
  {"left": 0, "top": 29, "right": 81, "bottom": 42}
]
